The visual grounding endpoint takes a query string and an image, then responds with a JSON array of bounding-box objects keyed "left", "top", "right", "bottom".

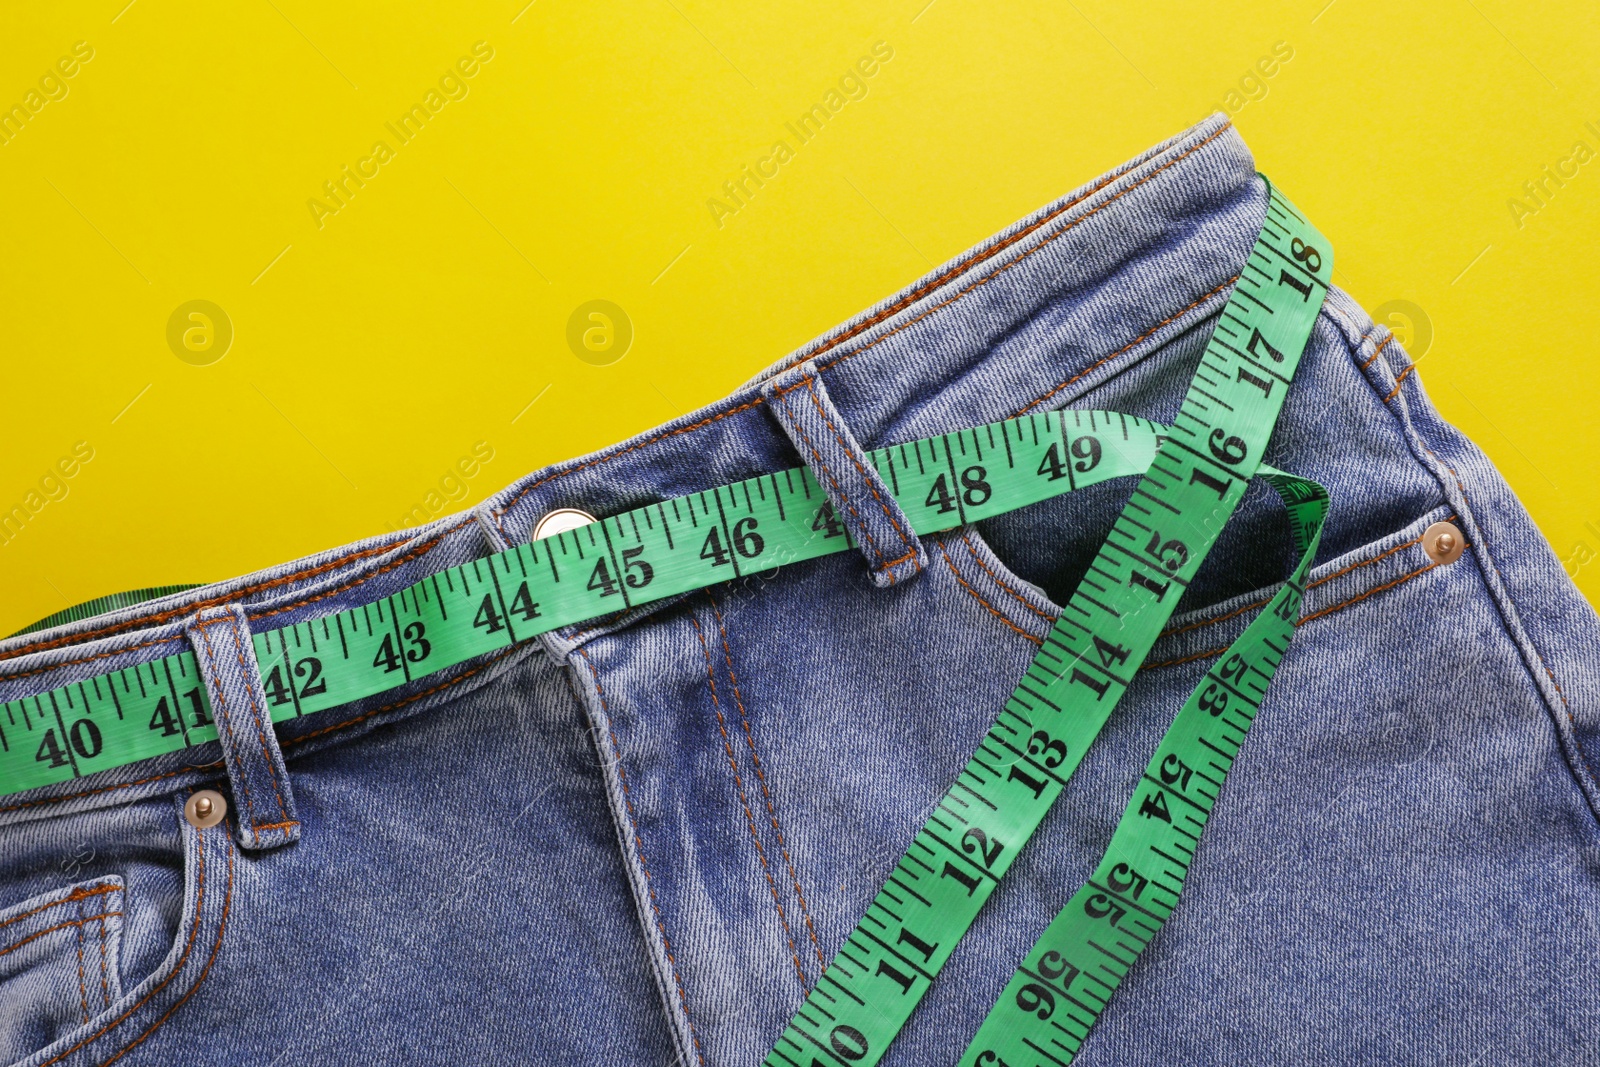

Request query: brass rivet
[
  {"left": 1423, "top": 521, "right": 1466, "bottom": 565},
  {"left": 532, "top": 508, "right": 597, "bottom": 541},
  {"left": 184, "top": 789, "right": 227, "bottom": 829}
]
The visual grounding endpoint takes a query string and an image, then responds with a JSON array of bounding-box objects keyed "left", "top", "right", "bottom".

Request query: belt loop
[
  {"left": 187, "top": 605, "right": 301, "bottom": 850},
  {"left": 471, "top": 501, "right": 513, "bottom": 554},
  {"left": 760, "top": 362, "right": 926, "bottom": 587}
]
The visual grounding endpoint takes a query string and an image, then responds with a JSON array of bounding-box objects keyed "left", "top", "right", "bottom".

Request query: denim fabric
[
  {"left": 1, "top": 113, "right": 1597, "bottom": 1066},
  {"left": 185, "top": 606, "right": 299, "bottom": 851}
]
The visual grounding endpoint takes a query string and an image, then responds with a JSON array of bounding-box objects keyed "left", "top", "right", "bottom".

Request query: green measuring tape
[
  {"left": 1, "top": 406, "right": 1171, "bottom": 794},
  {"left": 0, "top": 178, "right": 1328, "bottom": 1065},
  {"left": 763, "top": 179, "right": 1330, "bottom": 1067}
]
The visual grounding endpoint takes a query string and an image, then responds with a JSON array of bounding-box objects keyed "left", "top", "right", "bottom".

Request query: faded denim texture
[{"left": 1, "top": 114, "right": 1597, "bottom": 1065}]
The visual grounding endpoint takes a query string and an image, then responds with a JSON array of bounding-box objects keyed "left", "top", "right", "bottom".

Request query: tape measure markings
[
  {"left": 762, "top": 179, "right": 1329, "bottom": 1067},
  {"left": 1, "top": 177, "right": 1331, "bottom": 1067},
  {"left": 2, "top": 408, "right": 1166, "bottom": 797},
  {"left": 956, "top": 470, "right": 1327, "bottom": 1066}
]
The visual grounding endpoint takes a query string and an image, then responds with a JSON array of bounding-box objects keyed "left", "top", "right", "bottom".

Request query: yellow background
[{"left": 1, "top": 0, "right": 1597, "bottom": 635}]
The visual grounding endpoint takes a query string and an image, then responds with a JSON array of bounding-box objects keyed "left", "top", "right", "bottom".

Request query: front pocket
[
  {"left": 4, "top": 793, "right": 235, "bottom": 1067},
  {"left": 0, "top": 877, "right": 124, "bottom": 1063},
  {"left": 941, "top": 504, "right": 1456, "bottom": 661}
]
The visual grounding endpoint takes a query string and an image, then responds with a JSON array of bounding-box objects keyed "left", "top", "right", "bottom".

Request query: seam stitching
[
  {"left": 88, "top": 834, "right": 233, "bottom": 1067},
  {"left": 935, "top": 539, "right": 1043, "bottom": 645},
  {"left": 0, "top": 882, "right": 119, "bottom": 930},
  {"left": 774, "top": 384, "right": 890, "bottom": 573},
  {"left": 689, "top": 612, "right": 810, "bottom": 990},
  {"left": 576, "top": 647, "right": 705, "bottom": 1066},
  {"left": 492, "top": 122, "right": 1233, "bottom": 531},
  {"left": 3, "top": 648, "right": 525, "bottom": 815},
  {"left": 707, "top": 594, "right": 829, "bottom": 975},
  {"left": 1159, "top": 520, "right": 1453, "bottom": 640},
  {"left": 786, "top": 122, "right": 1237, "bottom": 381},
  {"left": 38, "top": 815, "right": 214, "bottom": 1067},
  {"left": 1421, "top": 444, "right": 1600, "bottom": 787},
  {"left": 958, "top": 532, "right": 1054, "bottom": 622},
  {"left": 97, "top": 911, "right": 112, "bottom": 1009},
  {"left": 5, "top": 129, "right": 1237, "bottom": 673},
  {"left": 75, "top": 897, "right": 90, "bottom": 1023},
  {"left": 225, "top": 617, "right": 292, "bottom": 826},
  {"left": 1356, "top": 316, "right": 1600, "bottom": 799},
  {"left": 495, "top": 399, "right": 767, "bottom": 538},
  {"left": 194, "top": 624, "right": 260, "bottom": 831},
  {"left": 0, "top": 912, "right": 122, "bottom": 958},
  {"left": 1383, "top": 363, "right": 1414, "bottom": 403},
  {"left": 803, "top": 376, "right": 920, "bottom": 576},
  {"left": 8, "top": 127, "right": 1238, "bottom": 667},
  {"left": 0, "top": 765, "right": 224, "bottom": 814},
  {"left": 1143, "top": 559, "right": 1442, "bottom": 669},
  {"left": 1360, "top": 333, "right": 1394, "bottom": 370}
]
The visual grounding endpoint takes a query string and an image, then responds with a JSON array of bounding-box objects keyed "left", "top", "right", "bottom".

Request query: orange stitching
[
  {"left": 494, "top": 124, "right": 1233, "bottom": 530},
  {"left": 251, "top": 819, "right": 301, "bottom": 831},
  {"left": 1305, "top": 526, "right": 1444, "bottom": 589},
  {"left": 1159, "top": 522, "right": 1453, "bottom": 640},
  {"left": 774, "top": 385, "right": 889, "bottom": 571},
  {"left": 1142, "top": 559, "right": 1441, "bottom": 669},
  {"left": 771, "top": 182, "right": 1128, "bottom": 380},
  {"left": 958, "top": 532, "right": 1055, "bottom": 622},
  {"left": 194, "top": 624, "right": 259, "bottom": 830},
  {"left": 496, "top": 399, "right": 766, "bottom": 536},
  {"left": 1141, "top": 645, "right": 1228, "bottom": 671},
  {"left": 89, "top": 834, "right": 233, "bottom": 1067},
  {"left": 688, "top": 613, "right": 810, "bottom": 990},
  {"left": 1, "top": 127, "right": 1254, "bottom": 820},
  {"left": 707, "top": 595, "right": 828, "bottom": 975},
  {"left": 1383, "top": 364, "right": 1413, "bottom": 403},
  {"left": 800, "top": 377, "right": 915, "bottom": 550},
  {"left": 227, "top": 618, "right": 291, "bottom": 825},
  {"left": 1419, "top": 446, "right": 1594, "bottom": 783},
  {"left": 0, "top": 882, "right": 119, "bottom": 930},
  {"left": 1360, "top": 333, "right": 1394, "bottom": 371},
  {"left": 39, "top": 825, "right": 219, "bottom": 1067},
  {"left": 818, "top": 127, "right": 1237, "bottom": 385},
  {"left": 76, "top": 903, "right": 90, "bottom": 1022},
  {"left": 784, "top": 122, "right": 1237, "bottom": 380},
  {"left": 1309, "top": 562, "right": 1442, "bottom": 626},
  {"left": 1019, "top": 275, "right": 1238, "bottom": 416},
  {"left": 935, "top": 540, "right": 1042, "bottom": 644},
  {"left": 1, "top": 523, "right": 471, "bottom": 661},
  {"left": 7, "top": 128, "right": 1235, "bottom": 677},
  {"left": 803, "top": 376, "right": 920, "bottom": 573},
  {"left": 0, "top": 911, "right": 121, "bottom": 958},
  {"left": 97, "top": 912, "right": 111, "bottom": 1009},
  {"left": 577, "top": 648, "right": 705, "bottom": 1065},
  {"left": 1, "top": 636, "right": 187, "bottom": 682}
]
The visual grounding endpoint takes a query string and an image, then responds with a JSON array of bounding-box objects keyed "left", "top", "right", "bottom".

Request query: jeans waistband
[{"left": 0, "top": 112, "right": 1319, "bottom": 701}]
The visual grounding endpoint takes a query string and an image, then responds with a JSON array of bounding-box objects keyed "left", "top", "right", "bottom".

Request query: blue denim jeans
[{"left": 2, "top": 113, "right": 1598, "bottom": 1066}]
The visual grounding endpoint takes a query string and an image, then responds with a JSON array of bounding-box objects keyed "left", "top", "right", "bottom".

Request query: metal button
[
  {"left": 532, "top": 507, "right": 597, "bottom": 541},
  {"left": 1422, "top": 521, "right": 1465, "bottom": 565},
  {"left": 184, "top": 789, "right": 227, "bottom": 829}
]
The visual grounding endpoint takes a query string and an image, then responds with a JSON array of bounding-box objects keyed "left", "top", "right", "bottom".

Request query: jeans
[{"left": 2, "top": 113, "right": 1597, "bottom": 1066}]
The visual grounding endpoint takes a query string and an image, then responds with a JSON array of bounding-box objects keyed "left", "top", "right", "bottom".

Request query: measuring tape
[
  {"left": 954, "top": 470, "right": 1325, "bottom": 1067},
  {"left": 2, "top": 407, "right": 1179, "bottom": 795},
  {"left": 763, "top": 179, "right": 1330, "bottom": 1067},
  {"left": 0, "top": 178, "right": 1328, "bottom": 1065}
]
